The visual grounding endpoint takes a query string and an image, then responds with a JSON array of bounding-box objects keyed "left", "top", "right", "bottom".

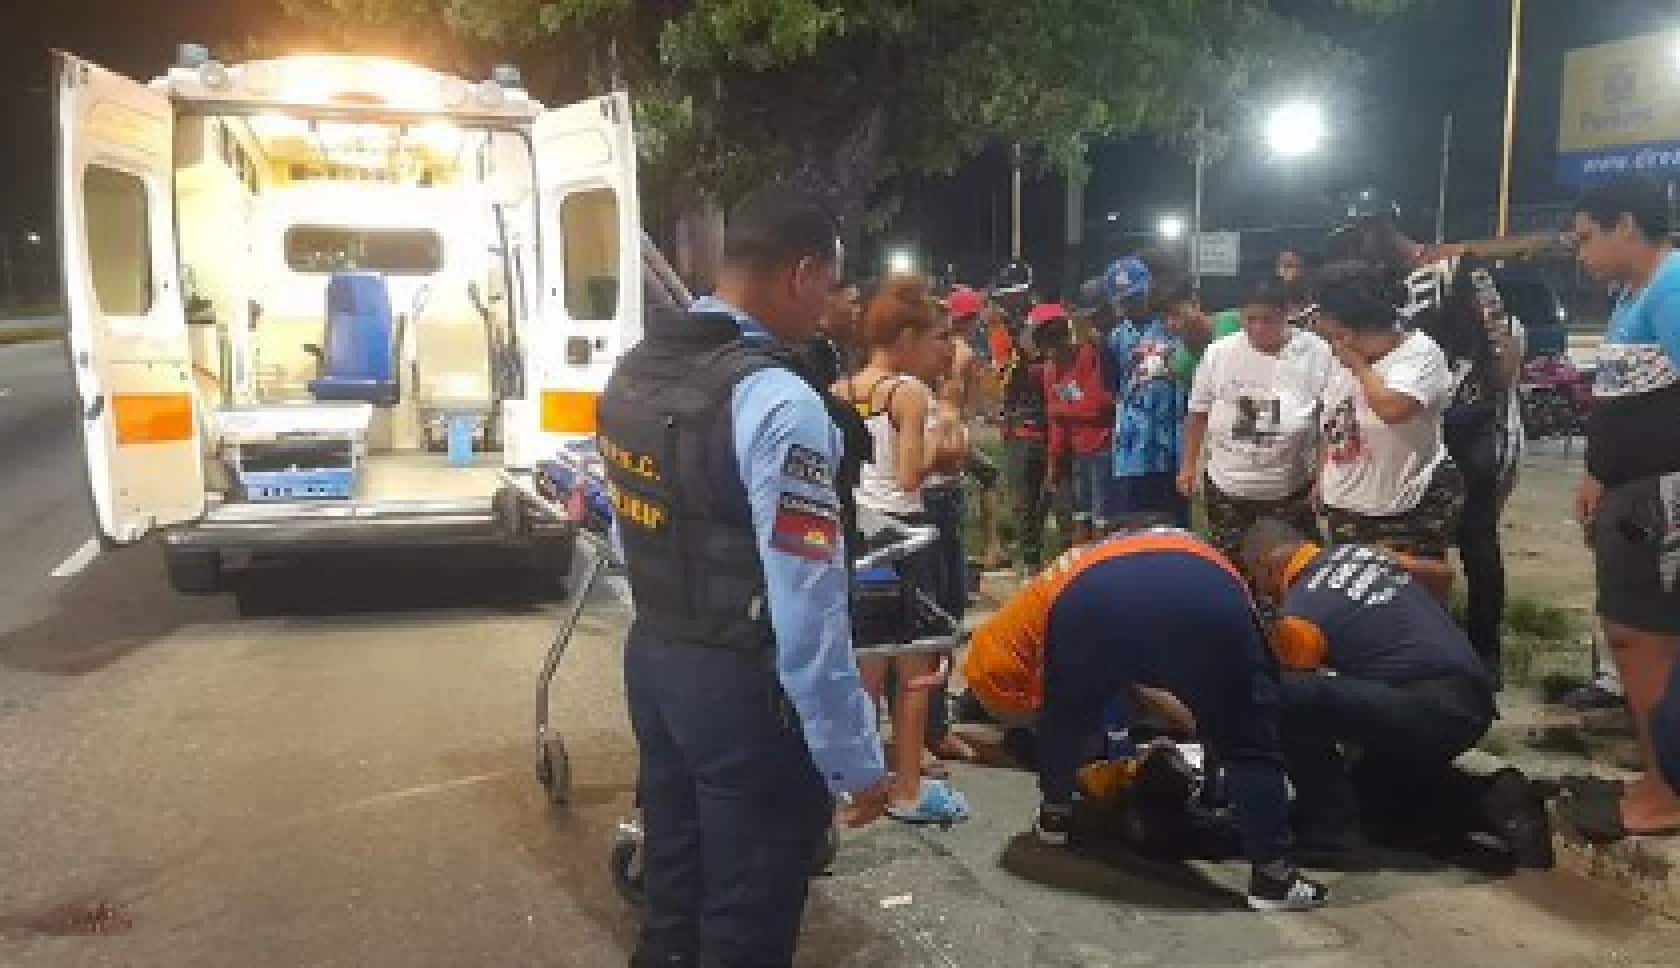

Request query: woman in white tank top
[{"left": 834, "top": 276, "right": 971, "bottom": 823}]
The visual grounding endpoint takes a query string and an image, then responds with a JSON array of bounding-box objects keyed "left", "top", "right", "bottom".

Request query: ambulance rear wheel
[{"left": 165, "top": 547, "right": 223, "bottom": 595}]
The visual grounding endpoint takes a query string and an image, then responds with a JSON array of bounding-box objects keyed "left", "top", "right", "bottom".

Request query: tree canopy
[{"left": 264, "top": 0, "right": 1408, "bottom": 224}]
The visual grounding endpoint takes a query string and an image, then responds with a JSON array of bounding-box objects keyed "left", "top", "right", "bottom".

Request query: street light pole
[
  {"left": 1497, "top": 0, "right": 1524, "bottom": 238},
  {"left": 1192, "top": 107, "right": 1206, "bottom": 291}
]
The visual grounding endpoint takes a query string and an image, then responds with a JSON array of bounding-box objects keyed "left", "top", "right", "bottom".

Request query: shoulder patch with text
[
  {"left": 770, "top": 492, "right": 841, "bottom": 562},
  {"left": 780, "top": 443, "right": 834, "bottom": 487}
]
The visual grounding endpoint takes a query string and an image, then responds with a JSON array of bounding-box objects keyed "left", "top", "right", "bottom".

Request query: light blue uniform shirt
[{"left": 692, "top": 296, "right": 886, "bottom": 795}]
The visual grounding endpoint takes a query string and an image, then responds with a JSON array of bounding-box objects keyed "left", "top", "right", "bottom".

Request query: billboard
[{"left": 1557, "top": 31, "right": 1680, "bottom": 185}]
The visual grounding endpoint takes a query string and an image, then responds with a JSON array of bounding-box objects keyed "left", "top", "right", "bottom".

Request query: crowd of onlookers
[{"left": 808, "top": 174, "right": 1680, "bottom": 846}]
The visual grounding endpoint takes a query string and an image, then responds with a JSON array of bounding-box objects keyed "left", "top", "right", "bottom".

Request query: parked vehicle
[
  {"left": 1519, "top": 353, "right": 1594, "bottom": 441},
  {"left": 56, "top": 46, "right": 657, "bottom": 594},
  {"left": 1491, "top": 271, "right": 1569, "bottom": 361}
]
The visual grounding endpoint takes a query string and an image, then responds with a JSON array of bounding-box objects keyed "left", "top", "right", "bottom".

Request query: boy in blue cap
[{"left": 1102, "top": 256, "right": 1208, "bottom": 529}]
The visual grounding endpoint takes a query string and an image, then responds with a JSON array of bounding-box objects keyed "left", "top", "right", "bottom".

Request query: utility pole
[
  {"left": 1064, "top": 147, "right": 1086, "bottom": 298},
  {"left": 1192, "top": 108, "right": 1207, "bottom": 291},
  {"left": 0, "top": 229, "right": 14, "bottom": 311},
  {"left": 1436, "top": 112, "right": 1454, "bottom": 244},
  {"left": 1497, "top": 0, "right": 1524, "bottom": 238},
  {"left": 1010, "top": 143, "right": 1024, "bottom": 262}
]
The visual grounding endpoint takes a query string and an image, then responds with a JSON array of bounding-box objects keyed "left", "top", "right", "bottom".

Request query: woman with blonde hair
[{"left": 835, "top": 275, "right": 971, "bottom": 824}]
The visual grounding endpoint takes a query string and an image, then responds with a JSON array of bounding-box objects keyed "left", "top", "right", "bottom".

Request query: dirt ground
[{"left": 1493, "top": 438, "right": 1601, "bottom": 681}]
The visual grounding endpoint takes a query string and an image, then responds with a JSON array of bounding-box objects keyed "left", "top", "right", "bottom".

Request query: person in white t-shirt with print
[
  {"left": 1313, "top": 263, "right": 1463, "bottom": 602},
  {"left": 1179, "top": 278, "right": 1334, "bottom": 564}
]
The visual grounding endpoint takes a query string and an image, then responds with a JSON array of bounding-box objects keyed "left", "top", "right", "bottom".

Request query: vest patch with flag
[{"left": 771, "top": 492, "right": 840, "bottom": 561}]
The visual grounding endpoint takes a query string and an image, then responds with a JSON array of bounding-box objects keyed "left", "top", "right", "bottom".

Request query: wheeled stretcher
[{"left": 526, "top": 450, "right": 964, "bottom": 906}]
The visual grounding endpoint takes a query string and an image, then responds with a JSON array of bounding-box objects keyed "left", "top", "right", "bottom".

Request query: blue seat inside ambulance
[{"left": 309, "top": 272, "right": 398, "bottom": 406}]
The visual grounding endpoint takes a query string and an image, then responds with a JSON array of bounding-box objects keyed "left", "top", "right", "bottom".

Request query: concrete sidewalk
[
  {"left": 1484, "top": 690, "right": 1680, "bottom": 921},
  {"left": 968, "top": 570, "right": 1680, "bottom": 924}
]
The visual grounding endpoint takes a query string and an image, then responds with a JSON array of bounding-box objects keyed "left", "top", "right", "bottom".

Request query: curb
[
  {"left": 975, "top": 570, "right": 1680, "bottom": 922},
  {"left": 1550, "top": 803, "right": 1680, "bottom": 921}
]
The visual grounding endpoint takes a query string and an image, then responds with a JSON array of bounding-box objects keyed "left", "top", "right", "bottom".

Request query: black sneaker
[
  {"left": 1481, "top": 769, "right": 1554, "bottom": 869},
  {"left": 1246, "top": 867, "right": 1330, "bottom": 912},
  {"left": 1034, "top": 803, "right": 1074, "bottom": 847}
]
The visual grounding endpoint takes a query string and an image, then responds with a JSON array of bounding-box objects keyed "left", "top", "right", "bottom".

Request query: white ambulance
[{"left": 55, "top": 47, "right": 682, "bottom": 594}]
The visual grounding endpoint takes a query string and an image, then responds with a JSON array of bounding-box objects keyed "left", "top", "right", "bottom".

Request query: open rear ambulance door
[
  {"left": 525, "top": 91, "right": 642, "bottom": 462},
  {"left": 56, "top": 52, "right": 204, "bottom": 545}
]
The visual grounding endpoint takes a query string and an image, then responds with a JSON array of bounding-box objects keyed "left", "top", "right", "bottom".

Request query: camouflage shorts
[
  {"left": 1202, "top": 476, "right": 1321, "bottom": 566},
  {"left": 1325, "top": 460, "right": 1465, "bottom": 560}
]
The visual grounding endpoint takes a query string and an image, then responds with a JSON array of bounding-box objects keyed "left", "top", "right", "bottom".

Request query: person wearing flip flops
[
  {"left": 963, "top": 528, "right": 1330, "bottom": 911},
  {"left": 836, "top": 275, "right": 973, "bottom": 826},
  {"left": 1563, "top": 175, "right": 1680, "bottom": 842}
]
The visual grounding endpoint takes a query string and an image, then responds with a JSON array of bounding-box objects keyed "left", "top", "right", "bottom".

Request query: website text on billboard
[{"left": 1557, "top": 31, "right": 1680, "bottom": 185}]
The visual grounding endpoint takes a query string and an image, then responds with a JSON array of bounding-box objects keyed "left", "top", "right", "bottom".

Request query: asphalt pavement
[{"left": 0, "top": 341, "right": 1677, "bottom": 966}]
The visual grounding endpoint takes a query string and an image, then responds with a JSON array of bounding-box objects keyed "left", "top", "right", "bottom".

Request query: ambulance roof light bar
[{"left": 156, "top": 50, "right": 540, "bottom": 119}]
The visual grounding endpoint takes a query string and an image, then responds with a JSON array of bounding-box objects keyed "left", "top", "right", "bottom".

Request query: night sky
[{"left": 0, "top": 0, "right": 1671, "bottom": 278}]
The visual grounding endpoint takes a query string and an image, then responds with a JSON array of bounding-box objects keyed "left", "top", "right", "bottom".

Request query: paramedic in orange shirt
[{"left": 963, "top": 529, "right": 1330, "bottom": 912}]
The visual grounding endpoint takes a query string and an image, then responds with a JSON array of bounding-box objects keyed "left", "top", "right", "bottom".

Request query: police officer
[{"left": 598, "top": 185, "right": 890, "bottom": 968}]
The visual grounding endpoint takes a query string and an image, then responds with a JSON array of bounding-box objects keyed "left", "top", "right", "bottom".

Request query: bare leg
[
  {"left": 890, "top": 654, "right": 937, "bottom": 807},
  {"left": 1604, "top": 620, "right": 1680, "bottom": 831},
  {"left": 978, "top": 488, "right": 1006, "bottom": 569}
]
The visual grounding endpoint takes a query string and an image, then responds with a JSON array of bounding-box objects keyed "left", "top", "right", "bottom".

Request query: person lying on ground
[
  {"left": 1243, "top": 519, "right": 1550, "bottom": 867},
  {"left": 963, "top": 528, "right": 1330, "bottom": 912}
]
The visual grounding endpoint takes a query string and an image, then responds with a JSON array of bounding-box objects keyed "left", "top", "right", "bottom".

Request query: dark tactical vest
[{"left": 597, "top": 308, "right": 817, "bottom": 650}]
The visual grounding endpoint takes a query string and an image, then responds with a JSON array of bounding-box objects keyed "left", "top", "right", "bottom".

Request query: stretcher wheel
[
  {"left": 610, "top": 833, "right": 646, "bottom": 907},
  {"left": 536, "top": 738, "right": 571, "bottom": 805}
]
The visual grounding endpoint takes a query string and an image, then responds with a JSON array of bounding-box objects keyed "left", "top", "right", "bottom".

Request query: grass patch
[
  {"left": 0, "top": 326, "right": 64, "bottom": 347},
  {"left": 1449, "top": 592, "right": 1580, "bottom": 645},
  {"left": 1504, "top": 597, "right": 1580, "bottom": 642}
]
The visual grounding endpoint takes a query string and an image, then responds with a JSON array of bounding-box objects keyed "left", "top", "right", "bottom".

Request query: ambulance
[{"left": 55, "top": 46, "right": 682, "bottom": 594}]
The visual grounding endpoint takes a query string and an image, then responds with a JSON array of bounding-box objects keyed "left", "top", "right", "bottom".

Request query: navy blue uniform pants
[
  {"left": 1280, "top": 673, "right": 1493, "bottom": 841},
  {"left": 625, "top": 624, "right": 833, "bottom": 968},
  {"left": 1037, "top": 552, "right": 1291, "bottom": 865}
]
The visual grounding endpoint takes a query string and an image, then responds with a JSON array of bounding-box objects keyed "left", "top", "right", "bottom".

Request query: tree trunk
[
  {"left": 1063, "top": 157, "right": 1087, "bottom": 300},
  {"left": 674, "top": 195, "right": 725, "bottom": 294}
]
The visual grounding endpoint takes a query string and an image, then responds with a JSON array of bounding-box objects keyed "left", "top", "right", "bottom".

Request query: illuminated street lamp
[
  {"left": 885, "top": 246, "right": 916, "bottom": 275},
  {"left": 1157, "top": 214, "right": 1187, "bottom": 241},
  {"left": 24, "top": 232, "right": 41, "bottom": 245},
  {"left": 1265, "top": 99, "right": 1327, "bottom": 160}
]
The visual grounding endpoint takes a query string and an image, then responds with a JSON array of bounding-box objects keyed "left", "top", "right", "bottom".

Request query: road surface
[{"left": 0, "top": 341, "right": 1676, "bottom": 966}]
